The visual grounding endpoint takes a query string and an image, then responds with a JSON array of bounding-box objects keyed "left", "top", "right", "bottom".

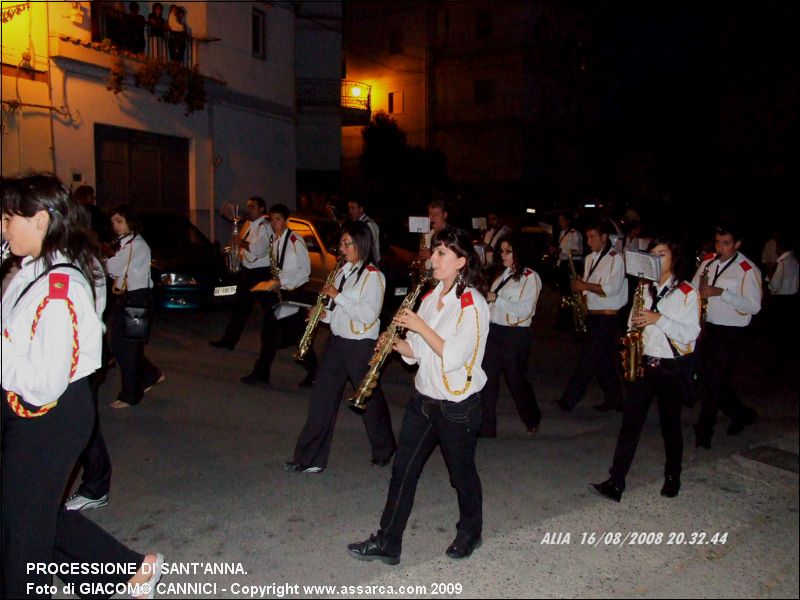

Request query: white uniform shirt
[
  {"left": 489, "top": 267, "right": 541, "bottom": 327},
  {"left": 321, "top": 262, "right": 385, "bottom": 340},
  {"left": 558, "top": 228, "right": 583, "bottom": 264},
  {"left": 105, "top": 233, "right": 152, "bottom": 291},
  {"left": 692, "top": 252, "right": 762, "bottom": 327},
  {"left": 271, "top": 229, "right": 310, "bottom": 291},
  {"left": 628, "top": 278, "right": 701, "bottom": 359},
  {"left": 2, "top": 253, "right": 103, "bottom": 407},
  {"left": 769, "top": 250, "right": 799, "bottom": 296},
  {"left": 359, "top": 214, "right": 381, "bottom": 263},
  {"left": 242, "top": 216, "right": 271, "bottom": 269},
  {"left": 402, "top": 282, "right": 490, "bottom": 402},
  {"left": 583, "top": 247, "right": 628, "bottom": 310}
]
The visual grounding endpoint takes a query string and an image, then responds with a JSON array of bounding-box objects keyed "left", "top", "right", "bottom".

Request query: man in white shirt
[
  {"left": 692, "top": 223, "right": 762, "bottom": 447},
  {"left": 348, "top": 198, "right": 381, "bottom": 263},
  {"left": 210, "top": 197, "right": 271, "bottom": 350},
  {"left": 556, "top": 220, "right": 627, "bottom": 413},
  {"left": 766, "top": 237, "right": 798, "bottom": 363},
  {"left": 553, "top": 212, "right": 584, "bottom": 331}
]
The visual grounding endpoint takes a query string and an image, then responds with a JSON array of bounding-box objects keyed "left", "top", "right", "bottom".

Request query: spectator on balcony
[
  {"left": 124, "top": 2, "right": 146, "bottom": 54},
  {"left": 147, "top": 2, "right": 167, "bottom": 59},
  {"left": 168, "top": 5, "right": 188, "bottom": 64}
]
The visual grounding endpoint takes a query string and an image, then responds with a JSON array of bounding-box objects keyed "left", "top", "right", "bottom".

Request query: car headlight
[{"left": 160, "top": 273, "right": 199, "bottom": 286}]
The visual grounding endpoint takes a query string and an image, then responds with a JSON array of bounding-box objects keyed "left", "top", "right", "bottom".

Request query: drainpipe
[
  {"left": 45, "top": 4, "right": 57, "bottom": 173},
  {"left": 208, "top": 100, "right": 216, "bottom": 241}
]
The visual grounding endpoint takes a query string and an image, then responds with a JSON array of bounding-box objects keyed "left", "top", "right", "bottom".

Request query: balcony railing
[
  {"left": 341, "top": 80, "right": 371, "bottom": 111},
  {"left": 296, "top": 78, "right": 340, "bottom": 108},
  {"left": 91, "top": 4, "right": 196, "bottom": 67}
]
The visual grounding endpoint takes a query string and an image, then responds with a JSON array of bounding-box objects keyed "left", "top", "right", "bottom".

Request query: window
[
  {"left": 388, "top": 91, "right": 404, "bottom": 114},
  {"left": 476, "top": 10, "right": 492, "bottom": 39},
  {"left": 389, "top": 29, "right": 403, "bottom": 55},
  {"left": 252, "top": 8, "right": 266, "bottom": 59},
  {"left": 474, "top": 80, "right": 494, "bottom": 104}
]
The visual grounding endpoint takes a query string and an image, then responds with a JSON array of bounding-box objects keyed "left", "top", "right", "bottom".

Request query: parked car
[{"left": 140, "top": 213, "right": 237, "bottom": 310}]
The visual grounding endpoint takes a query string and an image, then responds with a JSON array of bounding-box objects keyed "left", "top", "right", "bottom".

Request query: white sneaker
[
  {"left": 132, "top": 553, "right": 164, "bottom": 599},
  {"left": 64, "top": 493, "right": 109, "bottom": 511}
]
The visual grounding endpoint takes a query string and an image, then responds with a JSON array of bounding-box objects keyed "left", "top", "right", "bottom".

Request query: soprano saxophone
[
  {"left": 294, "top": 256, "right": 345, "bottom": 361},
  {"left": 348, "top": 270, "right": 431, "bottom": 413},
  {"left": 619, "top": 277, "right": 646, "bottom": 383},
  {"left": 699, "top": 256, "right": 714, "bottom": 323}
]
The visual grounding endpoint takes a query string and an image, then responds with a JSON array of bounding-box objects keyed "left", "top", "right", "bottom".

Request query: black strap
[
  {"left": 492, "top": 274, "right": 513, "bottom": 294},
  {"left": 13, "top": 264, "right": 86, "bottom": 309},
  {"left": 712, "top": 253, "right": 738, "bottom": 286},
  {"left": 328, "top": 265, "right": 353, "bottom": 311},
  {"left": 649, "top": 283, "right": 671, "bottom": 313},
  {"left": 276, "top": 229, "right": 293, "bottom": 271},
  {"left": 586, "top": 243, "right": 612, "bottom": 280}
]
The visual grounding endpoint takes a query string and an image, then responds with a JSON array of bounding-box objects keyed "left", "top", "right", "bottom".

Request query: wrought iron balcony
[{"left": 296, "top": 79, "right": 371, "bottom": 125}]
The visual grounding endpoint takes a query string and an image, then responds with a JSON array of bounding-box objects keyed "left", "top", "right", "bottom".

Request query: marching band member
[
  {"left": 481, "top": 234, "right": 542, "bottom": 437},
  {"left": 1, "top": 174, "right": 162, "bottom": 598},
  {"left": 210, "top": 196, "right": 271, "bottom": 351},
  {"left": 284, "top": 221, "right": 395, "bottom": 473},
  {"left": 348, "top": 198, "right": 381, "bottom": 264},
  {"left": 348, "top": 227, "right": 489, "bottom": 564},
  {"left": 105, "top": 205, "right": 164, "bottom": 409},
  {"left": 241, "top": 203, "right": 314, "bottom": 386},
  {"left": 591, "top": 235, "right": 700, "bottom": 502},
  {"left": 556, "top": 220, "right": 627, "bottom": 412},
  {"left": 554, "top": 212, "right": 583, "bottom": 330},
  {"left": 692, "top": 223, "right": 762, "bottom": 447}
]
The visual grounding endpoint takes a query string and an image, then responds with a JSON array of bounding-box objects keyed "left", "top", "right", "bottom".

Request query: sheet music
[
  {"left": 409, "top": 217, "right": 430, "bottom": 234},
  {"left": 625, "top": 250, "right": 661, "bottom": 281}
]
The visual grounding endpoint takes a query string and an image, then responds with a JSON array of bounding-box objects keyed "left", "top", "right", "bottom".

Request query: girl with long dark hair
[
  {"left": 590, "top": 234, "right": 701, "bottom": 502},
  {"left": 284, "top": 220, "right": 396, "bottom": 473},
  {"left": 481, "top": 233, "right": 542, "bottom": 437},
  {"left": 348, "top": 226, "right": 489, "bottom": 564},
  {"left": 1, "top": 174, "right": 162, "bottom": 598}
]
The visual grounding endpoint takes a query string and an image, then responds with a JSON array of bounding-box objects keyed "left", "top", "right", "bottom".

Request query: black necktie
[
  {"left": 328, "top": 267, "right": 351, "bottom": 311},
  {"left": 650, "top": 283, "right": 669, "bottom": 313}
]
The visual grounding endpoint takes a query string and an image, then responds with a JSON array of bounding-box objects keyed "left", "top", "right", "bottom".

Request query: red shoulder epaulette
[
  {"left": 49, "top": 273, "right": 70, "bottom": 300},
  {"left": 702, "top": 252, "right": 715, "bottom": 261},
  {"left": 523, "top": 268, "right": 534, "bottom": 277},
  {"left": 421, "top": 289, "right": 434, "bottom": 302},
  {"left": 609, "top": 250, "right": 618, "bottom": 257},
  {"left": 678, "top": 282, "right": 693, "bottom": 295},
  {"left": 461, "top": 291, "right": 474, "bottom": 308},
  {"left": 366, "top": 265, "right": 379, "bottom": 272},
  {"left": 290, "top": 234, "right": 298, "bottom": 244},
  {"left": 740, "top": 261, "right": 752, "bottom": 272}
]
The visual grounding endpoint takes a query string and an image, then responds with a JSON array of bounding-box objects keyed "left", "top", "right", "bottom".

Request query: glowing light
[
  {"left": 526, "top": 208, "right": 536, "bottom": 214},
  {"left": 350, "top": 86, "right": 362, "bottom": 97}
]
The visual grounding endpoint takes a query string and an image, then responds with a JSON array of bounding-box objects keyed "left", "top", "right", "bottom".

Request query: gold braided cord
[
  {"left": 350, "top": 270, "right": 385, "bottom": 335},
  {"left": 441, "top": 305, "right": 480, "bottom": 396},
  {"left": 504, "top": 275, "right": 536, "bottom": 327}
]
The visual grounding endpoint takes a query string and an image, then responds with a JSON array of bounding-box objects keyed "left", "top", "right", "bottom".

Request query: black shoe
[
  {"left": 241, "top": 373, "right": 269, "bottom": 385},
  {"left": 693, "top": 424, "right": 711, "bottom": 449},
  {"left": 445, "top": 532, "right": 482, "bottom": 559},
  {"left": 556, "top": 397, "right": 572, "bottom": 413},
  {"left": 282, "top": 461, "right": 323, "bottom": 474},
  {"left": 726, "top": 409, "right": 757, "bottom": 436},
  {"left": 347, "top": 534, "right": 400, "bottom": 565},
  {"left": 298, "top": 374, "right": 315, "bottom": 388},
  {"left": 209, "top": 339, "right": 235, "bottom": 350},
  {"left": 371, "top": 450, "right": 395, "bottom": 467},
  {"left": 592, "top": 402, "right": 618, "bottom": 412},
  {"left": 661, "top": 475, "right": 681, "bottom": 498},
  {"left": 589, "top": 479, "right": 623, "bottom": 502}
]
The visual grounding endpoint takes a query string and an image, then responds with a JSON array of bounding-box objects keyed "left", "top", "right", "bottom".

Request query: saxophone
[
  {"left": 348, "top": 270, "right": 431, "bottom": 413},
  {"left": 225, "top": 213, "right": 242, "bottom": 274},
  {"left": 560, "top": 251, "right": 588, "bottom": 335},
  {"left": 699, "top": 256, "right": 714, "bottom": 323},
  {"left": 620, "top": 278, "right": 646, "bottom": 383},
  {"left": 268, "top": 235, "right": 283, "bottom": 303},
  {"left": 294, "top": 256, "right": 345, "bottom": 361},
  {"left": 409, "top": 231, "right": 429, "bottom": 280}
]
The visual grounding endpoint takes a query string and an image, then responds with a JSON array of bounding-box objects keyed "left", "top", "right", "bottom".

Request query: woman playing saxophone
[{"left": 283, "top": 221, "right": 396, "bottom": 474}]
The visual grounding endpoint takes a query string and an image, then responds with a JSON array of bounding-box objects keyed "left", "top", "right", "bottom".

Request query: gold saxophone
[
  {"left": 268, "top": 235, "right": 283, "bottom": 303},
  {"left": 620, "top": 278, "right": 646, "bottom": 383},
  {"left": 560, "top": 251, "right": 588, "bottom": 335},
  {"left": 294, "top": 256, "right": 345, "bottom": 361},
  {"left": 699, "top": 256, "right": 714, "bottom": 323},
  {"left": 409, "top": 231, "right": 429, "bottom": 279},
  {"left": 348, "top": 270, "right": 431, "bottom": 413}
]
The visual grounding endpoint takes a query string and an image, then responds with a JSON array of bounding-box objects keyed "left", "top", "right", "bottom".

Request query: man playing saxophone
[
  {"left": 556, "top": 219, "right": 628, "bottom": 413},
  {"left": 284, "top": 221, "right": 395, "bottom": 473}
]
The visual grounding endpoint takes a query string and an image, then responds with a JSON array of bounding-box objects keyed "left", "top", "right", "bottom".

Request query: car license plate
[
  {"left": 394, "top": 287, "right": 408, "bottom": 296},
  {"left": 214, "top": 285, "right": 237, "bottom": 297}
]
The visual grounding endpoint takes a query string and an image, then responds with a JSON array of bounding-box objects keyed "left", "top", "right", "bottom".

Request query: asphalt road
[{"left": 57, "top": 286, "right": 799, "bottom": 599}]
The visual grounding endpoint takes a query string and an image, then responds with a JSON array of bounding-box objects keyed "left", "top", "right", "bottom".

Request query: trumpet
[
  {"left": 294, "top": 256, "right": 345, "bottom": 361},
  {"left": 348, "top": 270, "right": 431, "bottom": 413}
]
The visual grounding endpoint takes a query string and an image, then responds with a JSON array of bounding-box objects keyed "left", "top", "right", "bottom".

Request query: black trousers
[
  {"left": 481, "top": 324, "right": 541, "bottom": 435},
  {"left": 217, "top": 266, "right": 272, "bottom": 348},
  {"left": 109, "top": 289, "right": 161, "bottom": 405},
  {"left": 250, "top": 296, "right": 317, "bottom": 381},
  {"left": 1, "top": 379, "right": 142, "bottom": 599},
  {"left": 75, "top": 394, "right": 112, "bottom": 500},
  {"left": 379, "top": 392, "right": 483, "bottom": 555},
  {"left": 292, "top": 336, "right": 395, "bottom": 468},
  {"left": 562, "top": 314, "right": 624, "bottom": 409},
  {"left": 696, "top": 323, "right": 754, "bottom": 439},
  {"left": 608, "top": 360, "right": 684, "bottom": 489}
]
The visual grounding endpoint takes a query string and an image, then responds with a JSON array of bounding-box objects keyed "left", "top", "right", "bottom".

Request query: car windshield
[{"left": 303, "top": 219, "right": 341, "bottom": 251}]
